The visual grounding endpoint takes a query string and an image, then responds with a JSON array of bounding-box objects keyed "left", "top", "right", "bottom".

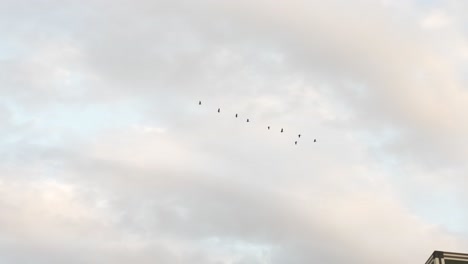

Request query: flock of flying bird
[{"left": 199, "top": 100, "right": 316, "bottom": 145}]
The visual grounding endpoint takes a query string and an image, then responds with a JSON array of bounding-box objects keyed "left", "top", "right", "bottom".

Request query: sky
[{"left": 1, "top": 0, "right": 468, "bottom": 263}]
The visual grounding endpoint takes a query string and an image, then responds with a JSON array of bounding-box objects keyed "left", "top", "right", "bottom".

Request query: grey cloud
[
  {"left": 48, "top": 0, "right": 468, "bottom": 170},
  {"left": 1, "top": 0, "right": 468, "bottom": 263}
]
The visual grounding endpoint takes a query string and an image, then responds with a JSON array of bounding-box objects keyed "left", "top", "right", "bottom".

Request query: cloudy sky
[{"left": 1, "top": 0, "right": 468, "bottom": 263}]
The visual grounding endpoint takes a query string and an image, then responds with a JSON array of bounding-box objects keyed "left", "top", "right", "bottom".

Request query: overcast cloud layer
[{"left": 1, "top": 0, "right": 468, "bottom": 263}]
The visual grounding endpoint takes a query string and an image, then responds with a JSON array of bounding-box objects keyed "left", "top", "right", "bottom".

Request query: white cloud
[
  {"left": 421, "top": 10, "right": 452, "bottom": 30},
  {"left": 1, "top": 0, "right": 468, "bottom": 263}
]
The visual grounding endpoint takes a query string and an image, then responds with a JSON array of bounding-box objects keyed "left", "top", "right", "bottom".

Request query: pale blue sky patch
[
  {"left": 200, "top": 237, "right": 273, "bottom": 263},
  {"left": 407, "top": 190, "right": 468, "bottom": 235},
  {"left": 0, "top": 96, "right": 149, "bottom": 149},
  {"left": 35, "top": 100, "right": 147, "bottom": 140},
  {"left": 0, "top": 41, "right": 22, "bottom": 61}
]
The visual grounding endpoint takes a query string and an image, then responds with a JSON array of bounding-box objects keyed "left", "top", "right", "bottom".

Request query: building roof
[{"left": 426, "top": 251, "right": 468, "bottom": 264}]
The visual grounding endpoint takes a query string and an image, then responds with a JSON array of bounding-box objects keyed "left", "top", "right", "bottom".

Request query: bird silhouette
[
  {"left": 314, "top": 139, "right": 316, "bottom": 142},
  {"left": 195, "top": 102, "right": 309, "bottom": 146}
]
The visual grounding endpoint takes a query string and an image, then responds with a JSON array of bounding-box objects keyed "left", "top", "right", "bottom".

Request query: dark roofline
[{"left": 426, "top": 250, "right": 468, "bottom": 264}]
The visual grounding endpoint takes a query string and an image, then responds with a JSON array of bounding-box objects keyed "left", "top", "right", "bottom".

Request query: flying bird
[
  {"left": 235, "top": 113, "right": 238, "bottom": 118},
  {"left": 218, "top": 108, "right": 220, "bottom": 113},
  {"left": 281, "top": 128, "right": 283, "bottom": 133},
  {"left": 268, "top": 126, "right": 270, "bottom": 130},
  {"left": 314, "top": 139, "right": 316, "bottom": 142},
  {"left": 298, "top": 134, "right": 301, "bottom": 138},
  {"left": 247, "top": 119, "right": 250, "bottom": 122},
  {"left": 295, "top": 141, "right": 297, "bottom": 145},
  {"left": 199, "top": 101, "right": 201, "bottom": 105}
]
